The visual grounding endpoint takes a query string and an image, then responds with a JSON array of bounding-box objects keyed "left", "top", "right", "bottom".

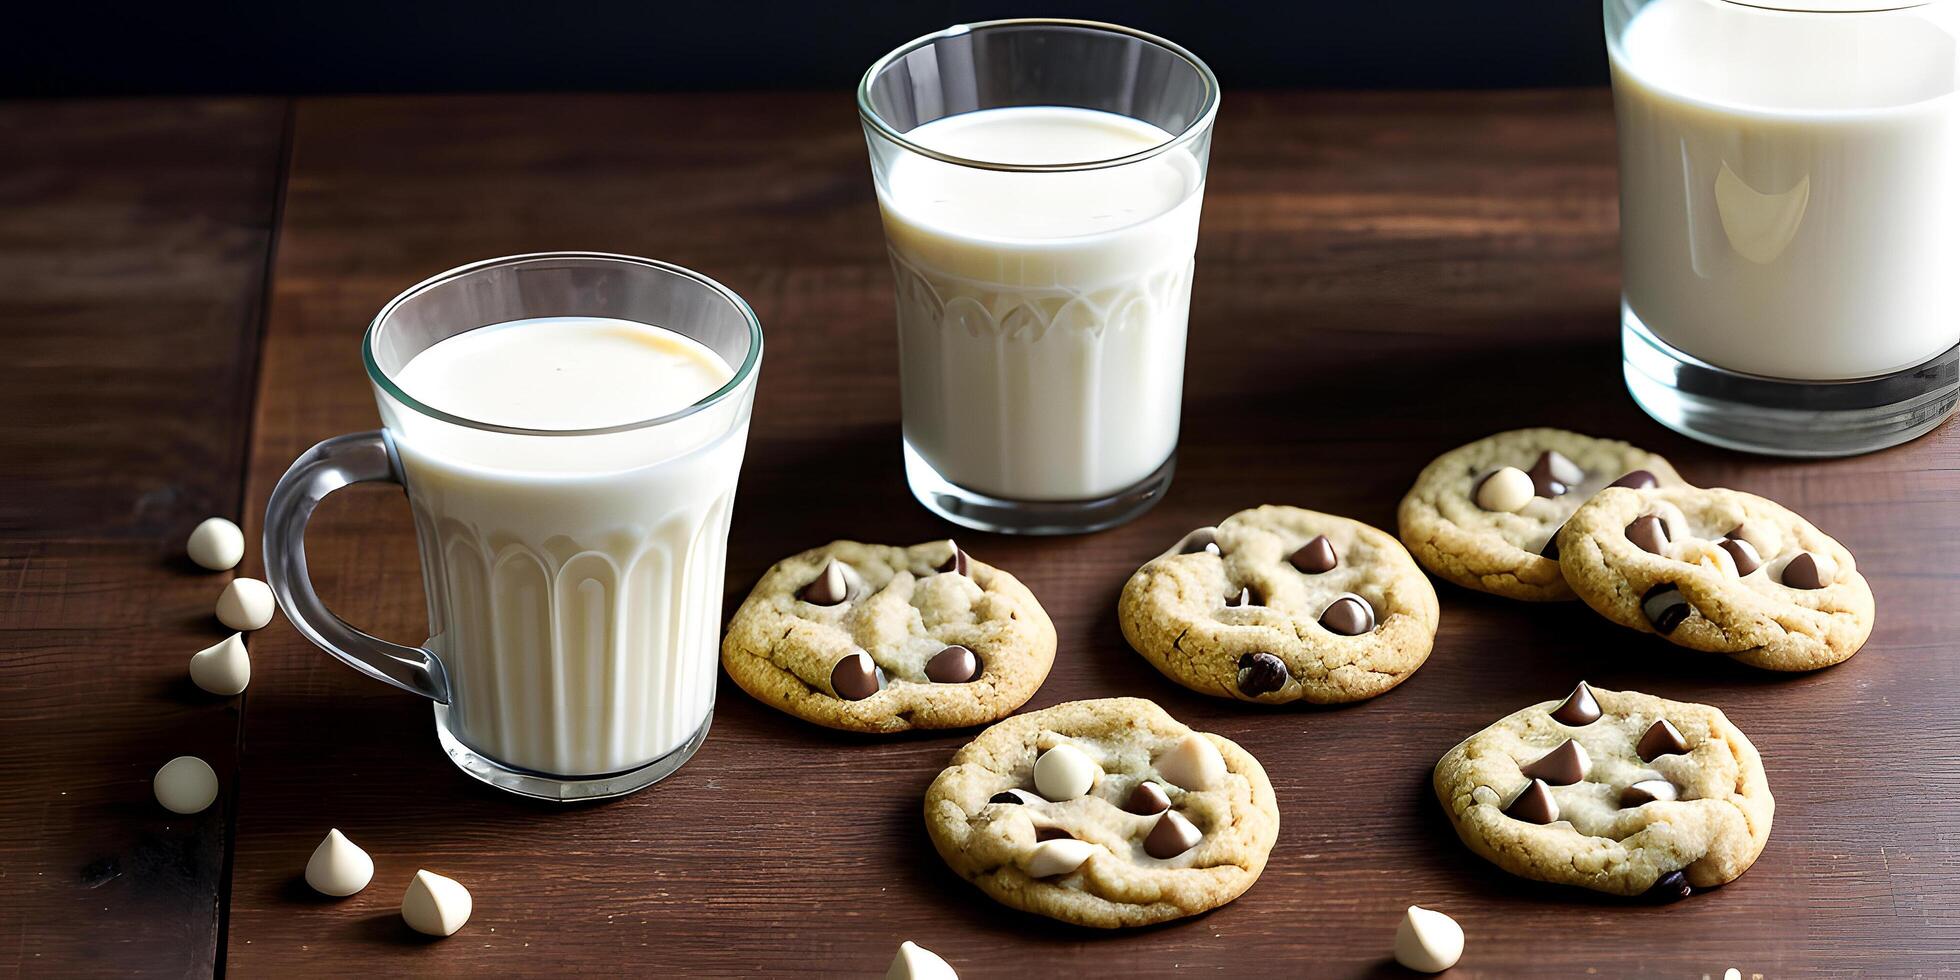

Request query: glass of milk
[
  {"left": 1608, "top": 0, "right": 1960, "bottom": 455},
  {"left": 262, "top": 253, "right": 762, "bottom": 801},
  {"left": 859, "top": 19, "right": 1219, "bottom": 533}
]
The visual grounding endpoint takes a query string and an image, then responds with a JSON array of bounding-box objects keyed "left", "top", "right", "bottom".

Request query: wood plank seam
[{"left": 214, "top": 96, "right": 297, "bottom": 980}]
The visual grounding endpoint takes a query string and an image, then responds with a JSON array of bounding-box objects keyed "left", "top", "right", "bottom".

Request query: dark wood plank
[
  {"left": 227, "top": 91, "right": 1960, "bottom": 977},
  {"left": 0, "top": 99, "right": 287, "bottom": 975}
]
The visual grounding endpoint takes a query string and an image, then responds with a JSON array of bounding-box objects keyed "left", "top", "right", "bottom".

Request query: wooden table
[{"left": 4, "top": 91, "right": 1956, "bottom": 978}]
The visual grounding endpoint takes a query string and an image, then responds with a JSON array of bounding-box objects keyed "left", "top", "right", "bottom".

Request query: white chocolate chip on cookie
[
  {"left": 1153, "top": 732, "right": 1225, "bottom": 791},
  {"left": 1025, "top": 838, "right": 1097, "bottom": 878},
  {"left": 1033, "top": 743, "right": 1100, "bottom": 801},
  {"left": 1474, "top": 466, "right": 1534, "bottom": 513}
]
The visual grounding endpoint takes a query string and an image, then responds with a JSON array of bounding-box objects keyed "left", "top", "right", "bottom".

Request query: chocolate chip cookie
[
  {"left": 1118, "top": 506, "right": 1440, "bottom": 704},
  {"left": 720, "top": 540, "right": 1055, "bottom": 732},
  {"left": 924, "top": 698, "right": 1279, "bottom": 928},
  {"left": 1433, "top": 683, "right": 1773, "bottom": 899},
  {"left": 1555, "top": 486, "right": 1875, "bottom": 671},
  {"left": 1398, "top": 428, "right": 1684, "bottom": 601}
]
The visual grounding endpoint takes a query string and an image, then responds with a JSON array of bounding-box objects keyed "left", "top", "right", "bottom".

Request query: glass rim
[
  {"left": 362, "top": 251, "right": 764, "bottom": 438},
  {"left": 1717, "top": 0, "right": 1933, "bottom": 10},
  {"left": 1605, "top": 0, "right": 1960, "bottom": 117},
  {"left": 856, "top": 18, "right": 1221, "bottom": 174}
]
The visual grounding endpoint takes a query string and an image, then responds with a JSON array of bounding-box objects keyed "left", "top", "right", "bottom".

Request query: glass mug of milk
[
  {"left": 1608, "top": 0, "right": 1960, "bottom": 455},
  {"left": 263, "top": 253, "right": 762, "bottom": 801},
  {"left": 859, "top": 19, "right": 1218, "bottom": 534}
]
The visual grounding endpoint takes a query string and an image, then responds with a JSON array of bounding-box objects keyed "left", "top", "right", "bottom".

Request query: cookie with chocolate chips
[
  {"left": 1555, "top": 486, "right": 1875, "bottom": 671},
  {"left": 1397, "top": 428, "right": 1685, "bottom": 601},
  {"left": 720, "top": 539, "right": 1055, "bottom": 732},
  {"left": 1433, "top": 683, "right": 1773, "bottom": 899},
  {"left": 924, "top": 698, "right": 1279, "bottom": 928},
  {"left": 1118, "top": 506, "right": 1440, "bottom": 704}
]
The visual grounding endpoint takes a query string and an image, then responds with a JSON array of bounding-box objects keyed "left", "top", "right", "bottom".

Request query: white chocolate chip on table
[
  {"left": 216, "top": 577, "right": 276, "bottom": 632},
  {"left": 401, "top": 869, "right": 472, "bottom": 937},
  {"left": 186, "top": 516, "right": 244, "bottom": 571},
  {"left": 188, "top": 633, "right": 250, "bottom": 696},
  {"left": 154, "top": 756, "right": 219, "bottom": 815},
  {"left": 305, "top": 829, "right": 374, "bottom": 897},
  {"left": 923, "top": 698, "right": 1279, "bottom": 928},
  {"left": 886, "top": 941, "right": 958, "bottom": 980},
  {"left": 1394, "top": 905, "right": 1464, "bottom": 973}
]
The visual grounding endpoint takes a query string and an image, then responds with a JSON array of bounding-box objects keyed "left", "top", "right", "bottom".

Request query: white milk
[
  {"left": 878, "top": 106, "right": 1204, "bottom": 501},
  {"left": 1611, "top": 0, "right": 1960, "bottom": 380},
  {"left": 384, "top": 317, "right": 743, "bottom": 777}
]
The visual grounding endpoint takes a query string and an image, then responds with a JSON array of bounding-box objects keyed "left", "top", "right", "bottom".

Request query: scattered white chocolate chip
[
  {"left": 154, "top": 756, "right": 219, "bottom": 814},
  {"left": 1032, "top": 743, "right": 1100, "bottom": 801},
  {"left": 187, "top": 517, "right": 244, "bottom": 571},
  {"left": 1473, "top": 466, "right": 1534, "bottom": 513},
  {"left": 216, "top": 577, "right": 275, "bottom": 631},
  {"left": 1024, "top": 838, "right": 1096, "bottom": 878},
  {"left": 1394, "top": 904, "right": 1465, "bottom": 973},
  {"left": 305, "top": 829, "right": 374, "bottom": 897},
  {"left": 188, "top": 633, "right": 250, "bottom": 696},
  {"left": 402, "top": 869, "right": 472, "bottom": 937},
  {"left": 1724, "top": 970, "right": 1742, "bottom": 980},
  {"left": 1153, "top": 732, "right": 1225, "bottom": 791},
  {"left": 886, "top": 940, "right": 958, "bottom": 980}
]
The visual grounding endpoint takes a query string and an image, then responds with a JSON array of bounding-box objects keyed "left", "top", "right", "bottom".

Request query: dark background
[{"left": 9, "top": 1, "right": 1606, "bottom": 96}]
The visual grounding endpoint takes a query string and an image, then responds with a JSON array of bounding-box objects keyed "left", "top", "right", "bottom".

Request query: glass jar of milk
[
  {"left": 1608, "top": 0, "right": 1960, "bottom": 455},
  {"left": 859, "top": 20, "right": 1218, "bottom": 534}
]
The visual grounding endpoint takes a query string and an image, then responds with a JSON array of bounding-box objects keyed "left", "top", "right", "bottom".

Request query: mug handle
[{"left": 262, "top": 430, "right": 450, "bottom": 703}]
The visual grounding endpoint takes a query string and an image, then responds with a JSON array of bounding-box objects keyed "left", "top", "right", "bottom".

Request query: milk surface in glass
[
  {"left": 385, "top": 316, "right": 742, "bottom": 776},
  {"left": 878, "top": 106, "right": 1204, "bottom": 501},
  {"left": 1611, "top": 0, "right": 1960, "bottom": 380}
]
